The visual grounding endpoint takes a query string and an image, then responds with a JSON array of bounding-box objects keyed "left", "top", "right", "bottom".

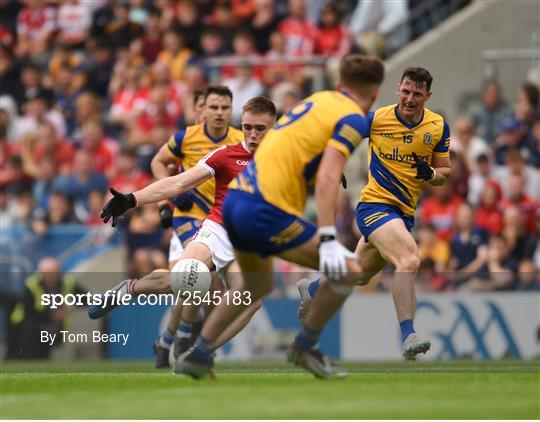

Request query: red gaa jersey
[{"left": 198, "top": 142, "right": 253, "bottom": 225}]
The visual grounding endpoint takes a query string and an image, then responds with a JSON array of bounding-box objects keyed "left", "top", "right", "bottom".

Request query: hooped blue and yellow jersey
[
  {"left": 167, "top": 123, "right": 243, "bottom": 220},
  {"left": 229, "top": 90, "right": 371, "bottom": 217},
  {"left": 359, "top": 104, "right": 450, "bottom": 216}
]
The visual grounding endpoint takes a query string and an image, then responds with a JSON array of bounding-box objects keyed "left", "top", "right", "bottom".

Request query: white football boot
[{"left": 402, "top": 333, "right": 431, "bottom": 361}]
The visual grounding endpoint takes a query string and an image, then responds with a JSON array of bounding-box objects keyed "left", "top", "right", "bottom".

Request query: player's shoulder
[
  {"left": 423, "top": 107, "right": 446, "bottom": 125},
  {"left": 373, "top": 104, "right": 397, "bottom": 119}
]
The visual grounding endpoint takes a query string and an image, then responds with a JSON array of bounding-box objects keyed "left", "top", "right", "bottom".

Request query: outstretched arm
[{"left": 134, "top": 165, "right": 212, "bottom": 206}]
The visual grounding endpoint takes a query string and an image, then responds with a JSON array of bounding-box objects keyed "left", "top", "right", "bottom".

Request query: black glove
[
  {"left": 159, "top": 203, "right": 173, "bottom": 228},
  {"left": 411, "top": 152, "right": 435, "bottom": 181},
  {"left": 340, "top": 174, "right": 347, "bottom": 189},
  {"left": 172, "top": 192, "right": 194, "bottom": 211},
  {"left": 100, "top": 188, "right": 137, "bottom": 227}
]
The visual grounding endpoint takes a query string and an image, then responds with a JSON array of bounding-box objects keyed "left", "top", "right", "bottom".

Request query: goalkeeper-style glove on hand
[
  {"left": 101, "top": 188, "right": 137, "bottom": 227},
  {"left": 159, "top": 203, "right": 173, "bottom": 228},
  {"left": 318, "top": 226, "right": 356, "bottom": 280},
  {"left": 411, "top": 152, "right": 435, "bottom": 181},
  {"left": 173, "top": 193, "right": 194, "bottom": 211}
]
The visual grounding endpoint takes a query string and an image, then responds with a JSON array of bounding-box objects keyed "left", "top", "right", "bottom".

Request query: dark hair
[
  {"left": 242, "top": 96, "right": 277, "bottom": 118},
  {"left": 193, "top": 88, "right": 206, "bottom": 104},
  {"left": 204, "top": 85, "right": 233, "bottom": 101},
  {"left": 521, "top": 83, "right": 539, "bottom": 108},
  {"left": 339, "top": 54, "right": 385, "bottom": 92},
  {"left": 400, "top": 67, "right": 433, "bottom": 91}
]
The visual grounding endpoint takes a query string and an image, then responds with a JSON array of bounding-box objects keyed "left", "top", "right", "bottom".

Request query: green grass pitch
[{"left": 1, "top": 360, "right": 539, "bottom": 419}]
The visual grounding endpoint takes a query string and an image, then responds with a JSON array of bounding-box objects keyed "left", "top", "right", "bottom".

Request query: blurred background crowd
[{"left": 0, "top": 0, "right": 538, "bottom": 298}]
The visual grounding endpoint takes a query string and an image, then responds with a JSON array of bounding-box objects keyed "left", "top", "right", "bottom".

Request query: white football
[{"left": 170, "top": 258, "right": 212, "bottom": 297}]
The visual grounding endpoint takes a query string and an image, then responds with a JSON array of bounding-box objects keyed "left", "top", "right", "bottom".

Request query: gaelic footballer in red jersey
[{"left": 92, "top": 97, "right": 276, "bottom": 349}]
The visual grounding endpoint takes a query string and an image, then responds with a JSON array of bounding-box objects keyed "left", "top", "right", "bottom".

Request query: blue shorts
[
  {"left": 223, "top": 190, "right": 317, "bottom": 258},
  {"left": 172, "top": 216, "right": 202, "bottom": 245},
  {"left": 356, "top": 202, "right": 414, "bottom": 240}
]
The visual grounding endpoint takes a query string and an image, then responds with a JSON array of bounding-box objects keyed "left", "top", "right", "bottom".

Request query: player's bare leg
[
  {"left": 174, "top": 251, "right": 273, "bottom": 379},
  {"left": 367, "top": 218, "right": 429, "bottom": 360}
]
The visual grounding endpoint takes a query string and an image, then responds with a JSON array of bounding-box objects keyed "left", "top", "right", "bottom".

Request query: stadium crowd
[{"left": 0, "top": 0, "right": 537, "bottom": 294}]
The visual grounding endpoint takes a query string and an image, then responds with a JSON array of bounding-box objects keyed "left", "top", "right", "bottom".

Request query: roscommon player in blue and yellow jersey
[
  {"left": 302, "top": 67, "right": 452, "bottom": 362},
  {"left": 174, "top": 55, "right": 385, "bottom": 380},
  {"left": 150, "top": 85, "right": 243, "bottom": 248}
]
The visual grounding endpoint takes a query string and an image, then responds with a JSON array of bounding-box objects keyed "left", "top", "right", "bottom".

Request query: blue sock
[
  {"left": 307, "top": 279, "right": 321, "bottom": 297},
  {"left": 192, "top": 336, "right": 215, "bottom": 360},
  {"left": 177, "top": 319, "right": 193, "bottom": 338},
  {"left": 294, "top": 324, "right": 321, "bottom": 351},
  {"left": 399, "top": 319, "right": 415, "bottom": 343},
  {"left": 158, "top": 328, "right": 174, "bottom": 348}
]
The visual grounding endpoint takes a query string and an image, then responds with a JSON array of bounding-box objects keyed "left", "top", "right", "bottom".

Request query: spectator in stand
[
  {"left": 72, "top": 91, "right": 102, "bottom": 142},
  {"left": 278, "top": 0, "right": 317, "bottom": 56},
  {"left": 475, "top": 180, "right": 503, "bottom": 236},
  {"left": 81, "top": 120, "right": 118, "bottom": 178},
  {"left": 493, "top": 148, "right": 539, "bottom": 202},
  {"left": 52, "top": 150, "right": 108, "bottom": 219},
  {"left": 86, "top": 41, "right": 115, "bottom": 99},
  {"left": 15, "top": 0, "right": 57, "bottom": 59},
  {"left": 140, "top": 9, "right": 163, "bottom": 64},
  {"left": 314, "top": 2, "right": 351, "bottom": 57},
  {"left": 207, "top": 2, "right": 237, "bottom": 52},
  {"left": 90, "top": 0, "right": 114, "bottom": 39},
  {"left": 109, "top": 66, "right": 148, "bottom": 128},
  {"left": 156, "top": 29, "right": 194, "bottom": 81},
  {"left": 349, "top": 0, "right": 409, "bottom": 57},
  {"left": 56, "top": 0, "right": 92, "bottom": 49},
  {"left": 245, "top": 0, "right": 281, "bottom": 54},
  {"left": 0, "top": 45, "right": 23, "bottom": 100},
  {"left": 31, "top": 190, "right": 78, "bottom": 235},
  {"left": 535, "top": 209, "right": 540, "bottom": 269},
  {"left": 417, "top": 223, "right": 450, "bottom": 273},
  {"left": 51, "top": 66, "right": 87, "bottom": 137},
  {"left": 420, "top": 181, "right": 463, "bottom": 241},
  {"left": 104, "top": 2, "right": 143, "bottom": 49},
  {"left": 26, "top": 156, "right": 56, "bottom": 210},
  {"left": 128, "top": 0, "right": 149, "bottom": 26},
  {"left": 175, "top": 0, "right": 203, "bottom": 53},
  {"left": 497, "top": 173, "right": 538, "bottom": 233},
  {"left": 45, "top": 44, "right": 84, "bottom": 89},
  {"left": 20, "top": 121, "right": 74, "bottom": 178},
  {"left": 222, "top": 30, "right": 263, "bottom": 80},
  {"left": 15, "top": 90, "right": 66, "bottom": 143},
  {"left": 465, "top": 235, "right": 515, "bottom": 291},
  {"left": 130, "top": 83, "right": 179, "bottom": 149},
  {"left": 231, "top": 0, "right": 256, "bottom": 23},
  {"left": 469, "top": 81, "right": 512, "bottom": 144},
  {"left": 501, "top": 205, "right": 537, "bottom": 271},
  {"left": 448, "top": 150, "right": 469, "bottom": 199},
  {"left": 13, "top": 63, "right": 50, "bottom": 109},
  {"left": 85, "top": 189, "right": 106, "bottom": 226},
  {"left": 516, "top": 260, "right": 539, "bottom": 291},
  {"left": 493, "top": 116, "right": 537, "bottom": 166},
  {"left": 0, "top": 155, "right": 32, "bottom": 195},
  {"left": 448, "top": 202, "right": 489, "bottom": 288},
  {"left": 224, "top": 63, "right": 264, "bottom": 126},
  {"left": 468, "top": 153, "right": 493, "bottom": 206},
  {"left": 451, "top": 116, "right": 489, "bottom": 172},
  {"left": 0, "top": 0, "right": 23, "bottom": 38},
  {"left": 110, "top": 146, "right": 151, "bottom": 193},
  {"left": 514, "top": 82, "right": 539, "bottom": 129}
]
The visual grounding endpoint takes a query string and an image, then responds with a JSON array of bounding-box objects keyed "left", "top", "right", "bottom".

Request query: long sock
[
  {"left": 158, "top": 328, "right": 174, "bottom": 349},
  {"left": 192, "top": 336, "right": 215, "bottom": 360},
  {"left": 399, "top": 319, "right": 415, "bottom": 343},
  {"left": 177, "top": 319, "right": 193, "bottom": 339},
  {"left": 307, "top": 279, "right": 321, "bottom": 297},
  {"left": 294, "top": 324, "right": 321, "bottom": 351}
]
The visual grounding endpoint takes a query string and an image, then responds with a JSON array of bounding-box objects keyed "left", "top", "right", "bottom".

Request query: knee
[{"left": 395, "top": 254, "right": 420, "bottom": 273}]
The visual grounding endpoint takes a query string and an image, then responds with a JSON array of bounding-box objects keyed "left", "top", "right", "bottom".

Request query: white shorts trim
[
  {"left": 191, "top": 219, "right": 235, "bottom": 272},
  {"left": 168, "top": 232, "right": 184, "bottom": 263}
]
